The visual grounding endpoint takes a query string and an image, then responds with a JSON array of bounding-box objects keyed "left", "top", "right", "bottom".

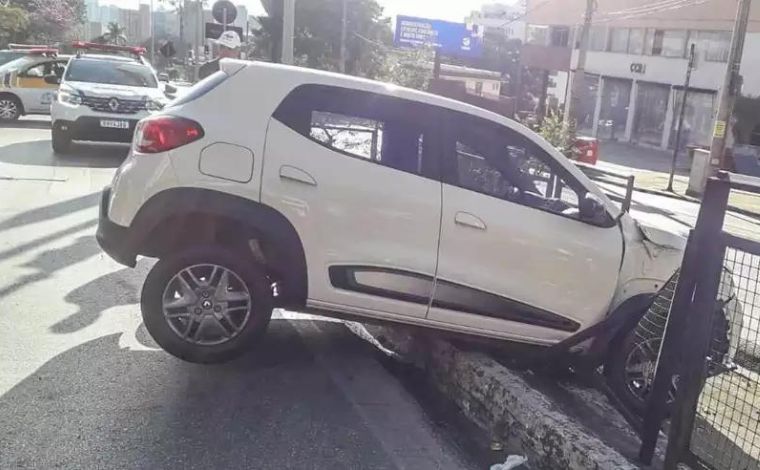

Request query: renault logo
[{"left": 108, "top": 98, "right": 120, "bottom": 111}]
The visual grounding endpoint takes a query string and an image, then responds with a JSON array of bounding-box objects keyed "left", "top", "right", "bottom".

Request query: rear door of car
[
  {"left": 15, "top": 59, "right": 64, "bottom": 113},
  {"left": 428, "top": 110, "right": 624, "bottom": 344},
  {"left": 262, "top": 84, "right": 443, "bottom": 319}
]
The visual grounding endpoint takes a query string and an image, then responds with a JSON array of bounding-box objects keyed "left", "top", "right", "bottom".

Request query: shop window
[
  {"left": 608, "top": 28, "right": 629, "bottom": 53},
  {"left": 649, "top": 29, "right": 686, "bottom": 57}
]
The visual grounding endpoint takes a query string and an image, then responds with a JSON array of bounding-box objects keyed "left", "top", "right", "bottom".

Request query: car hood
[{"left": 66, "top": 81, "right": 164, "bottom": 100}]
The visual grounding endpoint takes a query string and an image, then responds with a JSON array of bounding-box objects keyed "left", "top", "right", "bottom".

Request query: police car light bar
[
  {"left": 8, "top": 44, "right": 57, "bottom": 50},
  {"left": 71, "top": 41, "right": 146, "bottom": 56}
]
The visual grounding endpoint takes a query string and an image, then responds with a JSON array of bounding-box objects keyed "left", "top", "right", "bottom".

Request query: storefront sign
[{"left": 630, "top": 63, "right": 647, "bottom": 74}]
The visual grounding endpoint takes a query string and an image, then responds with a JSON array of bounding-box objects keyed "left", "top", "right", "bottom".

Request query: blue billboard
[{"left": 394, "top": 15, "right": 483, "bottom": 58}]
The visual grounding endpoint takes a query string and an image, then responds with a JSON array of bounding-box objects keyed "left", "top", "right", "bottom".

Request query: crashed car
[{"left": 95, "top": 60, "right": 742, "bottom": 412}]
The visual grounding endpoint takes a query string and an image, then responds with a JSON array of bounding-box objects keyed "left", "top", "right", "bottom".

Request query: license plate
[{"left": 100, "top": 119, "right": 129, "bottom": 129}]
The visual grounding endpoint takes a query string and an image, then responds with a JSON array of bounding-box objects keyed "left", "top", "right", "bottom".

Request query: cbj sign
[{"left": 630, "top": 63, "right": 647, "bottom": 74}]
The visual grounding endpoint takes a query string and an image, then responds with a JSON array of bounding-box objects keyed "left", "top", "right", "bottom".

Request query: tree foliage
[
  {"left": 254, "top": 0, "right": 392, "bottom": 78},
  {"left": 0, "top": 6, "right": 28, "bottom": 47},
  {"left": 6, "top": 0, "right": 85, "bottom": 43}
]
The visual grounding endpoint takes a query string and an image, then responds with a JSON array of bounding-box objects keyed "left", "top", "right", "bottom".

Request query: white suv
[
  {"left": 96, "top": 60, "right": 741, "bottom": 412},
  {"left": 50, "top": 45, "right": 169, "bottom": 153}
]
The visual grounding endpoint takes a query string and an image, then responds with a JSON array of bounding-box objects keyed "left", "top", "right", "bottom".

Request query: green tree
[
  {"left": 0, "top": 6, "right": 29, "bottom": 47},
  {"left": 8, "top": 0, "right": 85, "bottom": 42},
  {"left": 101, "top": 21, "right": 127, "bottom": 45},
  {"left": 255, "top": 0, "right": 392, "bottom": 78}
]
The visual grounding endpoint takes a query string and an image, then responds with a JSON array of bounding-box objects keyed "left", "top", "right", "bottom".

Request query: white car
[
  {"left": 0, "top": 50, "right": 69, "bottom": 121},
  {"left": 49, "top": 43, "right": 170, "bottom": 153},
  {"left": 96, "top": 60, "right": 741, "bottom": 413}
]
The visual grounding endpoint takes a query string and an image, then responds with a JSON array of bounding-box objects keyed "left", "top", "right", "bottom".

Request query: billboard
[{"left": 394, "top": 15, "right": 483, "bottom": 58}]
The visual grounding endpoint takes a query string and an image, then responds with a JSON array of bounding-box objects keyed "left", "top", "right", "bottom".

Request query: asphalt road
[{"left": 0, "top": 118, "right": 477, "bottom": 470}]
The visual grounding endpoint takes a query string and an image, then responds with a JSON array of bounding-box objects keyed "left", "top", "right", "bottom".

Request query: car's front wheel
[
  {"left": 52, "top": 127, "right": 72, "bottom": 154},
  {"left": 0, "top": 95, "right": 21, "bottom": 122},
  {"left": 141, "top": 245, "right": 273, "bottom": 363}
]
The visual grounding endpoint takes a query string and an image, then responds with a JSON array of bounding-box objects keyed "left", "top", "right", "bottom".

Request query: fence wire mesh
[{"left": 690, "top": 246, "right": 760, "bottom": 470}]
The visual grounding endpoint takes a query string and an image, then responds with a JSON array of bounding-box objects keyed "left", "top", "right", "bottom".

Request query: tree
[
  {"left": 255, "top": 0, "right": 392, "bottom": 78},
  {"left": 7, "top": 0, "right": 85, "bottom": 43},
  {"left": 101, "top": 21, "right": 127, "bottom": 45},
  {"left": 0, "top": 6, "right": 28, "bottom": 47}
]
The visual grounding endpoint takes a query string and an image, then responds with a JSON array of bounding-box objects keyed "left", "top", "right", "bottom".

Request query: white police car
[
  {"left": 49, "top": 42, "right": 171, "bottom": 153},
  {"left": 0, "top": 47, "right": 69, "bottom": 121}
]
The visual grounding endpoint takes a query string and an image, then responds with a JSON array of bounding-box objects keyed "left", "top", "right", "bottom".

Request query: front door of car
[
  {"left": 428, "top": 112, "right": 624, "bottom": 344},
  {"left": 16, "top": 60, "right": 64, "bottom": 113},
  {"left": 262, "top": 85, "right": 442, "bottom": 319}
]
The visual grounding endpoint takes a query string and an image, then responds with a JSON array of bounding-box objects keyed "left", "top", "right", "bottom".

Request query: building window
[
  {"left": 588, "top": 25, "right": 607, "bottom": 51},
  {"left": 648, "top": 29, "right": 686, "bottom": 57},
  {"left": 688, "top": 30, "right": 731, "bottom": 62},
  {"left": 628, "top": 28, "right": 645, "bottom": 54},
  {"left": 475, "top": 81, "right": 483, "bottom": 95},
  {"left": 608, "top": 28, "right": 629, "bottom": 53},
  {"left": 527, "top": 25, "right": 548, "bottom": 45},
  {"left": 550, "top": 26, "right": 570, "bottom": 47}
]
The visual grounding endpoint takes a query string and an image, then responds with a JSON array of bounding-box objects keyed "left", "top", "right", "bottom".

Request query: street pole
[
  {"left": 281, "top": 0, "right": 295, "bottom": 64},
  {"left": 709, "top": 0, "right": 752, "bottom": 169},
  {"left": 563, "top": 0, "right": 594, "bottom": 127},
  {"left": 150, "top": 0, "right": 155, "bottom": 64},
  {"left": 339, "top": 0, "right": 347, "bottom": 73},
  {"left": 667, "top": 43, "right": 696, "bottom": 192}
]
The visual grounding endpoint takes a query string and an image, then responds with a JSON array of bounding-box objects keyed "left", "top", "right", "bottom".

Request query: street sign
[
  {"left": 212, "top": 0, "right": 237, "bottom": 24},
  {"left": 394, "top": 15, "right": 483, "bottom": 58},
  {"left": 205, "top": 23, "right": 243, "bottom": 41}
]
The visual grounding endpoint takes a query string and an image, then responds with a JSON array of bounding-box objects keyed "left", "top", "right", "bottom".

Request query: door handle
[
  {"left": 279, "top": 165, "right": 317, "bottom": 186},
  {"left": 454, "top": 211, "right": 486, "bottom": 230}
]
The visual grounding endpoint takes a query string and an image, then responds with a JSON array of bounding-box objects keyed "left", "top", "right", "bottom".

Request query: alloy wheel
[
  {"left": 624, "top": 336, "right": 677, "bottom": 404},
  {"left": 0, "top": 99, "right": 18, "bottom": 120},
  {"left": 162, "top": 263, "right": 252, "bottom": 346}
]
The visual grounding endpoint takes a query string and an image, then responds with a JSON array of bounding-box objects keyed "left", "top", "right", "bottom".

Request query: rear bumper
[
  {"left": 55, "top": 117, "right": 139, "bottom": 143},
  {"left": 96, "top": 186, "right": 137, "bottom": 267}
]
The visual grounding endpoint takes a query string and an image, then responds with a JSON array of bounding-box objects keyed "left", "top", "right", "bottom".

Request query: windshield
[{"left": 64, "top": 59, "right": 157, "bottom": 87}]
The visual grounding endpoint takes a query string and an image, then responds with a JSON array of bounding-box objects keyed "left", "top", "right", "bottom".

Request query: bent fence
[{"left": 640, "top": 173, "right": 760, "bottom": 470}]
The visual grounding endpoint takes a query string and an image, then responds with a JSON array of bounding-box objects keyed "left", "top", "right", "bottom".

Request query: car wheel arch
[{"left": 130, "top": 187, "right": 308, "bottom": 307}]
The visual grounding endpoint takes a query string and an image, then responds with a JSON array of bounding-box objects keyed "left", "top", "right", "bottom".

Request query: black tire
[
  {"left": 52, "top": 127, "right": 72, "bottom": 154},
  {"left": 0, "top": 95, "right": 22, "bottom": 122},
  {"left": 141, "top": 244, "right": 273, "bottom": 364},
  {"left": 605, "top": 271, "right": 732, "bottom": 416}
]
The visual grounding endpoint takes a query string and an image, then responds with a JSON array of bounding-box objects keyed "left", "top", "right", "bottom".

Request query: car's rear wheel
[
  {"left": 0, "top": 96, "right": 21, "bottom": 122},
  {"left": 52, "top": 127, "right": 72, "bottom": 154},
  {"left": 141, "top": 245, "right": 273, "bottom": 363}
]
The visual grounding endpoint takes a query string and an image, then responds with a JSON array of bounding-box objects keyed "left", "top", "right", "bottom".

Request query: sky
[{"left": 100, "top": 0, "right": 515, "bottom": 23}]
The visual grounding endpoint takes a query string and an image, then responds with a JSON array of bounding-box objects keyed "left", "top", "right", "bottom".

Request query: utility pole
[
  {"left": 281, "top": 0, "right": 295, "bottom": 64},
  {"left": 708, "top": 0, "right": 752, "bottom": 169},
  {"left": 150, "top": 0, "right": 155, "bottom": 64},
  {"left": 667, "top": 43, "right": 696, "bottom": 192},
  {"left": 564, "top": 0, "right": 595, "bottom": 127},
  {"left": 339, "top": 0, "right": 347, "bottom": 73}
]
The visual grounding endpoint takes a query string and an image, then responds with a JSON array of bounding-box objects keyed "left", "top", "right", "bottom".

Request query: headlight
[
  {"left": 146, "top": 98, "right": 166, "bottom": 111},
  {"left": 58, "top": 88, "right": 82, "bottom": 106}
]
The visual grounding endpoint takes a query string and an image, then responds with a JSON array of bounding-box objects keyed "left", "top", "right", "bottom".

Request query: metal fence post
[{"left": 663, "top": 176, "right": 730, "bottom": 469}]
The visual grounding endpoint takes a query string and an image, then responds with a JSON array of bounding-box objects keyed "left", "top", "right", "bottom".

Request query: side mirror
[
  {"left": 579, "top": 193, "right": 607, "bottom": 223},
  {"left": 158, "top": 73, "right": 169, "bottom": 82},
  {"left": 163, "top": 83, "right": 177, "bottom": 94},
  {"left": 44, "top": 74, "right": 60, "bottom": 85}
]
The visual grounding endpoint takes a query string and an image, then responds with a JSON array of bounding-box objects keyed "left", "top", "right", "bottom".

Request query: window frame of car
[
  {"left": 439, "top": 109, "right": 614, "bottom": 228},
  {"left": 272, "top": 83, "right": 442, "bottom": 181},
  {"left": 19, "top": 61, "right": 48, "bottom": 78}
]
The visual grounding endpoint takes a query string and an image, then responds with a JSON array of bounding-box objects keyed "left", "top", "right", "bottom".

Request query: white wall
[{"left": 740, "top": 33, "right": 760, "bottom": 97}]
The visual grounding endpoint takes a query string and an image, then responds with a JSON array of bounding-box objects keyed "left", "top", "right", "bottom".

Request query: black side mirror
[
  {"left": 44, "top": 74, "right": 61, "bottom": 85},
  {"left": 579, "top": 193, "right": 607, "bottom": 223}
]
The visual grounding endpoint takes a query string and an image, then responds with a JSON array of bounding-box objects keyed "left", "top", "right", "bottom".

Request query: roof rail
[{"left": 8, "top": 43, "right": 56, "bottom": 50}]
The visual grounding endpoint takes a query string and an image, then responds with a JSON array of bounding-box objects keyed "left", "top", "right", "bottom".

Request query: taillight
[{"left": 133, "top": 115, "right": 204, "bottom": 153}]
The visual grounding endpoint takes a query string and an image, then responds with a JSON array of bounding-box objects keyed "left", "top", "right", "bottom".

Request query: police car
[
  {"left": 49, "top": 42, "right": 171, "bottom": 153},
  {"left": 0, "top": 46, "right": 69, "bottom": 122}
]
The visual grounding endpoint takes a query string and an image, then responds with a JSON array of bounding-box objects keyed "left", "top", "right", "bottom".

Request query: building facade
[
  {"left": 466, "top": 2, "right": 527, "bottom": 41},
  {"left": 525, "top": 0, "right": 760, "bottom": 150}
]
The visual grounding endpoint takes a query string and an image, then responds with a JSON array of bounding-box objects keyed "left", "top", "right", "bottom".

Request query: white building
[
  {"left": 466, "top": 2, "right": 526, "bottom": 41},
  {"left": 525, "top": 0, "right": 760, "bottom": 150}
]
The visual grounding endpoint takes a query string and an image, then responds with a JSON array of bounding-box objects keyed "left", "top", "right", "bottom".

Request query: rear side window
[
  {"left": 273, "top": 84, "right": 436, "bottom": 178},
  {"left": 169, "top": 71, "right": 228, "bottom": 107}
]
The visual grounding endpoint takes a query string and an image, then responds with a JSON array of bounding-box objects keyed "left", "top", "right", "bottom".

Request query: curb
[{"left": 347, "top": 323, "right": 653, "bottom": 470}]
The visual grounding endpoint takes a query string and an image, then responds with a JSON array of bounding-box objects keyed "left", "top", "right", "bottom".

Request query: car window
[
  {"left": 64, "top": 59, "right": 157, "bottom": 87},
  {"left": 274, "top": 84, "right": 434, "bottom": 178},
  {"left": 22, "top": 63, "right": 45, "bottom": 77},
  {"left": 448, "top": 114, "right": 585, "bottom": 219}
]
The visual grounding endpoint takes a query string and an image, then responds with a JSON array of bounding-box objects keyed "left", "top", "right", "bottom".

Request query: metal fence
[{"left": 639, "top": 173, "right": 760, "bottom": 470}]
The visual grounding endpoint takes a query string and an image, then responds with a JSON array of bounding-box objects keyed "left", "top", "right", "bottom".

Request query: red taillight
[{"left": 134, "top": 116, "right": 204, "bottom": 154}]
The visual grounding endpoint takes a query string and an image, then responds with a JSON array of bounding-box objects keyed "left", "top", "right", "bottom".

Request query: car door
[
  {"left": 15, "top": 60, "right": 60, "bottom": 113},
  {"left": 428, "top": 111, "right": 624, "bottom": 344},
  {"left": 261, "top": 84, "right": 442, "bottom": 319}
]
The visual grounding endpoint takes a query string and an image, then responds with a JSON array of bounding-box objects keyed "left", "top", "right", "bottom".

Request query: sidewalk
[{"left": 593, "top": 141, "right": 760, "bottom": 217}]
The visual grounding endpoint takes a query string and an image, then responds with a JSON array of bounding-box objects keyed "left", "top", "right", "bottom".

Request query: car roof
[{"left": 73, "top": 54, "right": 144, "bottom": 63}]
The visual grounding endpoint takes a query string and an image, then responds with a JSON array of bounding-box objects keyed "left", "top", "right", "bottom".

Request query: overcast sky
[{"left": 101, "top": 0, "right": 517, "bottom": 23}]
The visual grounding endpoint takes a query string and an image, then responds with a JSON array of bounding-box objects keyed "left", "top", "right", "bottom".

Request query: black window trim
[
  {"left": 440, "top": 110, "right": 616, "bottom": 228},
  {"left": 272, "top": 83, "right": 442, "bottom": 182}
]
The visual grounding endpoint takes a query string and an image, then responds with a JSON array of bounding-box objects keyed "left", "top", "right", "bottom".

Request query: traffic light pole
[{"left": 708, "top": 0, "right": 752, "bottom": 169}]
